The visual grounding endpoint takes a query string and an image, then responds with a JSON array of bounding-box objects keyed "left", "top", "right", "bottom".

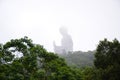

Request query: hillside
[{"left": 59, "top": 51, "right": 95, "bottom": 67}]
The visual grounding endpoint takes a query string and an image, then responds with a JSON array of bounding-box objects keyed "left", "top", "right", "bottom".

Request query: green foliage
[
  {"left": 94, "top": 39, "right": 120, "bottom": 80},
  {"left": 0, "top": 37, "right": 82, "bottom": 80},
  {"left": 1, "top": 37, "right": 119, "bottom": 80},
  {"left": 59, "top": 51, "right": 94, "bottom": 67}
]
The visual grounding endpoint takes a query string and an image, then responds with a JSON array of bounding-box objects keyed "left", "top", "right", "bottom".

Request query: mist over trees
[
  {"left": 53, "top": 27, "right": 94, "bottom": 68},
  {"left": 59, "top": 51, "right": 95, "bottom": 67},
  {"left": 0, "top": 37, "right": 120, "bottom": 80}
]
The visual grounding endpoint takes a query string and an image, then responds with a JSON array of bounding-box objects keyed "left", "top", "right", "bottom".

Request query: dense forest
[{"left": 0, "top": 37, "right": 120, "bottom": 80}]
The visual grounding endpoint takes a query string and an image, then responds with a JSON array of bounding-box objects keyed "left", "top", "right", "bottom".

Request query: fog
[
  {"left": 0, "top": 0, "right": 120, "bottom": 52},
  {"left": 53, "top": 27, "right": 73, "bottom": 54}
]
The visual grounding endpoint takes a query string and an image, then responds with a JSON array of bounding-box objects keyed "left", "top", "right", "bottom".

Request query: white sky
[{"left": 0, "top": 0, "right": 120, "bottom": 52}]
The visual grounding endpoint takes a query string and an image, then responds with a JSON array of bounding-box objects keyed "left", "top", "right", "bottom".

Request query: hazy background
[{"left": 0, "top": 0, "right": 120, "bottom": 52}]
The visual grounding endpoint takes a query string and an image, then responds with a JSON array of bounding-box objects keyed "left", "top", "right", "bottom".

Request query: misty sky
[{"left": 0, "top": 0, "right": 120, "bottom": 52}]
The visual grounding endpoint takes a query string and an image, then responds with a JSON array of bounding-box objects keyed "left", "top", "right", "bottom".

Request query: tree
[
  {"left": 94, "top": 39, "right": 120, "bottom": 80},
  {"left": 0, "top": 37, "right": 82, "bottom": 80}
]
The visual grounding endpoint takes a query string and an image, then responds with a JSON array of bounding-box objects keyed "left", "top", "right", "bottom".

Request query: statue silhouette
[{"left": 53, "top": 27, "right": 73, "bottom": 54}]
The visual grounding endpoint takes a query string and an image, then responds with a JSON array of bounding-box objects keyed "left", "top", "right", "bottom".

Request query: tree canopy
[
  {"left": 94, "top": 39, "right": 120, "bottom": 80},
  {"left": 0, "top": 37, "right": 81, "bottom": 80},
  {"left": 0, "top": 37, "right": 120, "bottom": 80}
]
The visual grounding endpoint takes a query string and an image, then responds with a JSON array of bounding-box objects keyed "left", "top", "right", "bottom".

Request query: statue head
[{"left": 59, "top": 27, "right": 68, "bottom": 36}]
